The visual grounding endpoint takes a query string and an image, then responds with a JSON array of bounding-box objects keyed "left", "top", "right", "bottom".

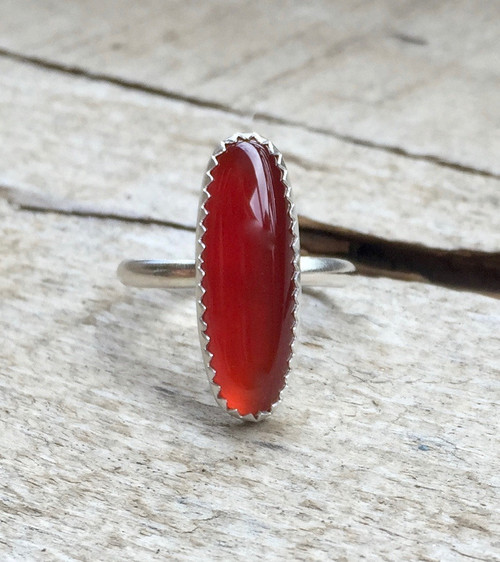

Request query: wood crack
[
  {"left": 2, "top": 184, "right": 498, "bottom": 297},
  {"left": 0, "top": 185, "right": 193, "bottom": 232},
  {"left": 300, "top": 216, "right": 500, "bottom": 297},
  {"left": 257, "top": 112, "right": 500, "bottom": 180},
  {"left": 0, "top": 46, "right": 498, "bottom": 181}
]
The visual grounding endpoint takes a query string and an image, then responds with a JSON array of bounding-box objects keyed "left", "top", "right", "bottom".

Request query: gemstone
[{"left": 200, "top": 139, "right": 297, "bottom": 417}]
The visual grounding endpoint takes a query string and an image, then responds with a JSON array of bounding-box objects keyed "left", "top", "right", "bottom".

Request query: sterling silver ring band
[{"left": 117, "top": 256, "right": 355, "bottom": 289}]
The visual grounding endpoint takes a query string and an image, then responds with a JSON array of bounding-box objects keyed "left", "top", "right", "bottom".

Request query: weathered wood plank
[
  {"left": 1, "top": 0, "right": 499, "bottom": 174},
  {"left": 1, "top": 3, "right": 499, "bottom": 558},
  {"left": 1, "top": 200, "right": 499, "bottom": 560},
  {"left": 1, "top": 58, "right": 499, "bottom": 253}
]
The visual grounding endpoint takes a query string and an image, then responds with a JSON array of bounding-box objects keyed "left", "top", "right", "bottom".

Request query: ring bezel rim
[{"left": 195, "top": 132, "right": 301, "bottom": 422}]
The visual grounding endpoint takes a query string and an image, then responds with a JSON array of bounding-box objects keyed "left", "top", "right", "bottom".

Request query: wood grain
[
  {"left": 1, "top": 2, "right": 499, "bottom": 560},
  {"left": 1, "top": 201, "right": 499, "bottom": 560},
  {"left": 1, "top": 0, "right": 499, "bottom": 174},
  {"left": 1, "top": 58, "right": 499, "bottom": 252}
]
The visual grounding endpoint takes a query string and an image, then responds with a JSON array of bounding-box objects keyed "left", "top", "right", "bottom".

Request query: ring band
[
  {"left": 117, "top": 257, "right": 355, "bottom": 289},
  {"left": 118, "top": 132, "right": 355, "bottom": 422}
]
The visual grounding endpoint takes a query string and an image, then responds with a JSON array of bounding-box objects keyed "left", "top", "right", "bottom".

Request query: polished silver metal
[
  {"left": 117, "top": 256, "right": 355, "bottom": 289},
  {"left": 117, "top": 132, "right": 355, "bottom": 423}
]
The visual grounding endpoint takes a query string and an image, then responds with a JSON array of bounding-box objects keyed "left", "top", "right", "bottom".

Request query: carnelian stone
[{"left": 201, "top": 139, "right": 296, "bottom": 417}]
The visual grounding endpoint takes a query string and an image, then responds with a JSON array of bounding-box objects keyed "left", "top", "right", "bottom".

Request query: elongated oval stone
[{"left": 199, "top": 138, "right": 297, "bottom": 418}]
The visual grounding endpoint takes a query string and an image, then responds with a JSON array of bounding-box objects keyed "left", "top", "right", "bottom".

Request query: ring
[{"left": 118, "top": 132, "right": 355, "bottom": 422}]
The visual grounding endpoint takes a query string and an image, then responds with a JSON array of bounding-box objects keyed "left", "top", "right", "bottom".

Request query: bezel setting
[{"left": 195, "top": 132, "right": 301, "bottom": 422}]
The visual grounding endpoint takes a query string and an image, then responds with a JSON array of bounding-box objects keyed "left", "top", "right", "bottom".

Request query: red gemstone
[{"left": 200, "top": 139, "right": 297, "bottom": 417}]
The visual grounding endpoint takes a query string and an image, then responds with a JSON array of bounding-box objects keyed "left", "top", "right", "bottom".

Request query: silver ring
[
  {"left": 118, "top": 132, "right": 355, "bottom": 422},
  {"left": 117, "top": 257, "right": 355, "bottom": 289}
]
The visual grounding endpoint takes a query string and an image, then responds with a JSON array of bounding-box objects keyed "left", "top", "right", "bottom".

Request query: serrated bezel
[{"left": 195, "top": 132, "right": 300, "bottom": 422}]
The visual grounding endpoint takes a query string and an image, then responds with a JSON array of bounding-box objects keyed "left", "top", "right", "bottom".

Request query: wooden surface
[
  {"left": 1, "top": 0, "right": 500, "bottom": 175},
  {"left": 1, "top": 2, "right": 499, "bottom": 560}
]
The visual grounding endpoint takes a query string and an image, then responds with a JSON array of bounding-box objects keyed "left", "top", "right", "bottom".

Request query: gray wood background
[{"left": 1, "top": 2, "right": 499, "bottom": 560}]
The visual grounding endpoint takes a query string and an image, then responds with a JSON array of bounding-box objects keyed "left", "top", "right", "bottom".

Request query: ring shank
[{"left": 117, "top": 257, "right": 355, "bottom": 288}]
